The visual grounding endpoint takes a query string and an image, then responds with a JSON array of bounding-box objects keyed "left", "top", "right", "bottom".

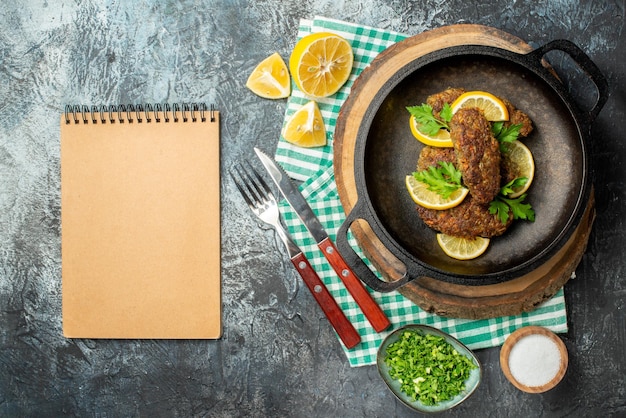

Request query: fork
[{"left": 231, "top": 162, "right": 361, "bottom": 349}]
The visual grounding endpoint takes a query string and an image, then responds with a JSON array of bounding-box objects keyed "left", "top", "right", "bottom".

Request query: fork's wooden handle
[
  {"left": 318, "top": 238, "right": 391, "bottom": 333},
  {"left": 290, "top": 252, "right": 361, "bottom": 349}
]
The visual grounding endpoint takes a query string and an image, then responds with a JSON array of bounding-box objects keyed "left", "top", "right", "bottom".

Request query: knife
[
  {"left": 255, "top": 148, "right": 391, "bottom": 332},
  {"left": 231, "top": 163, "right": 360, "bottom": 349},
  {"left": 287, "top": 249, "right": 361, "bottom": 349}
]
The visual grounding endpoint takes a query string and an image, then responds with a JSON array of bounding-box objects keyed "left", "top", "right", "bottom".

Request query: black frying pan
[{"left": 336, "top": 40, "right": 608, "bottom": 291}]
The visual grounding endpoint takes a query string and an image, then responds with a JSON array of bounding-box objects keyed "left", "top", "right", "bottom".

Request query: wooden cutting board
[{"left": 334, "top": 24, "right": 594, "bottom": 319}]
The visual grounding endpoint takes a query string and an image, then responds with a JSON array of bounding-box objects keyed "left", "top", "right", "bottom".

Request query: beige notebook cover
[{"left": 61, "top": 104, "right": 221, "bottom": 339}]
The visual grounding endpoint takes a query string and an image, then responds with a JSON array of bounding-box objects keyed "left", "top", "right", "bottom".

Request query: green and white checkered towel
[{"left": 276, "top": 16, "right": 568, "bottom": 367}]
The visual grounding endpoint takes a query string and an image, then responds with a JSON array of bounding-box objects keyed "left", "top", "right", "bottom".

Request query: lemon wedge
[
  {"left": 405, "top": 175, "right": 468, "bottom": 210},
  {"left": 436, "top": 234, "right": 490, "bottom": 260},
  {"left": 246, "top": 52, "right": 291, "bottom": 99},
  {"left": 281, "top": 101, "right": 327, "bottom": 148},
  {"left": 450, "top": 91, "right": 509, "bottom": 122},
  {"left": 289, "top": 32, "right": 353, "bottom": 98}
]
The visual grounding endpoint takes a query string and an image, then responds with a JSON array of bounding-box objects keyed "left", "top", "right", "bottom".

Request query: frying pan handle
[
  {"left": 336, "top": 200, "right": 412, "bottom": 293},
  {"left": 528, "top": 39, "right": 609, "bottom": 123}
]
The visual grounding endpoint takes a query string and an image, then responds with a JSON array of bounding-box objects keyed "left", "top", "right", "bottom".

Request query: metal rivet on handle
[
  {"left": 314, "top": 285, "right": 322, "bottom": 293},
  {"left": 342, "top": 269, "right": 350, "bottom": 277},
  {"left": 325, "top": 246, "right": 333, "bottom": 254},
  {"left": 298, "top": 261, "right": 306, "bottom": 269}
]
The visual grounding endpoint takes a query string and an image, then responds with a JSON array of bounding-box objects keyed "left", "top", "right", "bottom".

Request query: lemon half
[{"left": 289, "top": 32, "right": 354, "bottom": 98}]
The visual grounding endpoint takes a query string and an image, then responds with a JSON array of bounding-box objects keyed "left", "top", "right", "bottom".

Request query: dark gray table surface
[{"left": 1, "top": 1, "right": 624, "bottom": 417}]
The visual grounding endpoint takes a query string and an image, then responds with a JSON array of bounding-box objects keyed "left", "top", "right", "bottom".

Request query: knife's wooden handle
[
  {"left": 318, "top": 237, "right": 391, "bottom": 332},
  {"left": 291, "top": 252, "right": 361, "bottom": 349}
]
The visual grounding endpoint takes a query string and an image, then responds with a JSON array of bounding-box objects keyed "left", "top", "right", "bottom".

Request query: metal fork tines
[
  {"left": 230, "top": 161, "right": 361, "bottom": 349},
  {"left": 231, "top": 162, "right": 299, "bottom": 257}
]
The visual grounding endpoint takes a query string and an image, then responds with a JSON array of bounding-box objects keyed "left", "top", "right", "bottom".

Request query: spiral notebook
[{"left": 60, "top": 103, "right": 221, "bottom": 339}]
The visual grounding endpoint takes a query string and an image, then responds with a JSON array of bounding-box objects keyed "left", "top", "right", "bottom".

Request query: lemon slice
[
  {"left": 436, "top": 234, "right": 490, "bottom": 260},
  {"left": 409, "top": 115, "right": 453, "bottom": 147},
  {"left": 450, "top": 91, "right": 509, "bottom": 121},
  {"left": 503, "top": 140, "right": 535, "bottom": 198},
  {"left": 246, "top": 52, "right": 291, "bottom": 99},
  {"left": 289, "top": 32, "right": 354, "bottom": 98},
  {"left": 281, "top": 101, "right": 327, "bottom": 148},
  {"left": 405, "top": 175, "right": 468, "bottom": 210}
]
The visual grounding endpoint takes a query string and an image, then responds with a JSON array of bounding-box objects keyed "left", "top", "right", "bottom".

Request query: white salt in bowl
[{"left": 500, "top": 326, "right": 568, "bottom": 393}]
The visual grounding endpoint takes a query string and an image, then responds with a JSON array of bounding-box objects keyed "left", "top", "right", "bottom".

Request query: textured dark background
[{"left": 1, "top": 1, "right": 624, "bottom": 416}]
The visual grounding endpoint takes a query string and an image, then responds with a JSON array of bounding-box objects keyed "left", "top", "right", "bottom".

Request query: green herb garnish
[
  {"left": 489, "top": 178, "right": 536, "bottom": 224},
  {"left": 500, "top": 177, "right": 528, "bottom": 196},
  {"left": 492, "top": 122, "right": 522, "bottom": 152},
  {"left": 406, "top": 103, "right": 452, "bottom": 135},
  {"left": 384, "top": 330, "right": 478, "bottom": 406},
  {"left": 413, "top": 161, "right": 463, "bottom": 199}
]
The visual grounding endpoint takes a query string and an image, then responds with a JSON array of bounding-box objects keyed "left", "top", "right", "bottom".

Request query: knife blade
[{"left": 255, "top": 148, "right": 391, "bottom": 332}]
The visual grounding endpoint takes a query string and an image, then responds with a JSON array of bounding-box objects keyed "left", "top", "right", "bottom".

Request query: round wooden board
[{"left": 334, "top": 24, "right": 594, "bottom": 319}]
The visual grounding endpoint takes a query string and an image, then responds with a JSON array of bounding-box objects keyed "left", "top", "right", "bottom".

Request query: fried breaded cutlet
[
  {"left": 426, "top": 87, "right": 465, "bottom": 117},
  {"left": 502, "top": 98, "right": 534, "bottom": 138},
  {"left": 416, "top": 146, "right": 456, "bottom": 171},
  {"left": 411, "top": 90, "right": 533, "bottom": 239},
  {"left": 428, "top": 89, "right": 534, "bottom": 138},
  {"left": 449, "top": 108, "right": 501, "bottom": 205},
  {"left": 414, "top": 146, "right": 513, "bottom": 238},
  {"left": 416, "top": 195, "right": 513, "bottom": 239}
]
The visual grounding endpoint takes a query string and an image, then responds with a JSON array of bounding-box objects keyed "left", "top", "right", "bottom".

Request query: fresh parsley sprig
[
  {"left": 489, "top": 178, "right": 535, "bottom": 224},
  {"left": 407, "top": 103, "right": 453, "bottom": 135},
  {"left": 492, "top": 122, "right": 522, "bottom": 152},
  {"left": 413, "top": 161, "right": 463, "bottom": 199},
  {"left": 500, "top": 177, "right": 528, "bottom": 196}
]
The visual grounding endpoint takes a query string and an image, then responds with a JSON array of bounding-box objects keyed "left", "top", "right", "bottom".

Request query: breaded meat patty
[
  {"left": 449, "top": 108, "right": 501, "bottom": 205},
  {"left": 416, "top": 195, "right": 513, "bottom": 239}
]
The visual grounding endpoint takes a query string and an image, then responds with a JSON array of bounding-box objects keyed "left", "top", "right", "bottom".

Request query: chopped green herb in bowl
[{"left": 377, "top": 325, "right": 481, "bottom": 413}]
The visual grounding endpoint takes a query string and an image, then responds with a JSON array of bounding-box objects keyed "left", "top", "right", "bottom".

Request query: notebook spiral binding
[{"left": 64, "top": 103, "right": 216, "bottom": 125}]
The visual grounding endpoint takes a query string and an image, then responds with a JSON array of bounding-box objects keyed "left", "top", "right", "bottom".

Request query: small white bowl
[{"left": 500, "top": 326, "right": 568, "bottom": 393}]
